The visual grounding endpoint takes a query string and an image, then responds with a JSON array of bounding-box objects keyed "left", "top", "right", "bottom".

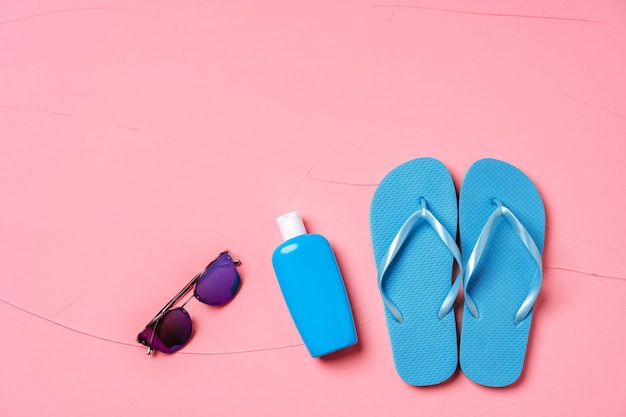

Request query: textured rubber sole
[
  {"left": 459, "top": 158, "right": 545, "bottom": 387},
  {"left": 370, "top": 157, "right": 459, "bottom": 386}
]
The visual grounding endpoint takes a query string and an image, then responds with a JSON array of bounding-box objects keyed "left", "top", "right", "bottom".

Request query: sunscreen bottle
[{"left": 272, "top": 211, "right": 357, "bottom": 357}]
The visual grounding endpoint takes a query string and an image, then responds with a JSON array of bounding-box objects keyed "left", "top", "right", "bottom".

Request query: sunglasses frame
[{"left": 137, "top": 250, "right": 241, "bottom": 355}]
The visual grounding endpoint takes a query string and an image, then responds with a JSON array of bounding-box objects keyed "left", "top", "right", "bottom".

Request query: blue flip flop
[
  {"left": 370, "top": 158, "right": 462, "bottom": 386},
  {"left": 459, "top": 158, "right": 545, "bottom": 387}
]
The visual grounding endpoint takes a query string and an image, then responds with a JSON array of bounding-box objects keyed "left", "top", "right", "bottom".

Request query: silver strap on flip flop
[
  {"left": 464, "top": 199, "right": 543, "bottom": 325},
  {"left": 377, "top": 198, "right": 463, "bottom": 324}
]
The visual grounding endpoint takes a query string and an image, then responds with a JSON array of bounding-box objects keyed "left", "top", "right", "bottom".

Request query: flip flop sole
[
  {"left": 370, "top": 158, "right": 459, "bottom": 386},
  {"left": 459, "top": 158, "right": 545, "bottom": 387}
]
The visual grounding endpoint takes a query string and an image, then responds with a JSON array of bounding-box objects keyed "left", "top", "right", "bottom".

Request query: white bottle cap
[{"left": 276, "top": 211, "right": 308, "bottom": 241}]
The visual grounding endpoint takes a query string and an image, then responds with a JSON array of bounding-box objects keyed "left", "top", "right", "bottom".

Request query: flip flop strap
[
  {"left": 377, "top": 198, "right": 462, "bottom": 324},
  {"left": 464, "top": 199, "right": 543, "bottom": 325}
]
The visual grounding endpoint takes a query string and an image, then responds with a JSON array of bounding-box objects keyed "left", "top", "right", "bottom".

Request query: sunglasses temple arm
[
  {"left": 142, "top": 271, "right": 203, "bottom": 328},
  {"left": 147, "top": 251, "right": 238, "bottom": 324}
]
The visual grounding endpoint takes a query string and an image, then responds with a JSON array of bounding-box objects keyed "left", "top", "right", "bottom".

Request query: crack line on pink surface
[
  {"left": 357, "top": 311, "right": 385, "bottom": 324},
  {"left": 0, "top": 105, "right": 181, "bottom": 142},
  {"left": 49, "top": 240, "right": 134, "bottom": 318},
  {"left": 305, "top": 145, "right": 342, "bottom": 178},
  {"left": 0, "top": 298, "right": 138, "bottom": 349},
  {"left": 300, "top": 145, "right": 381, "bottom": 186},
  {"left": 552, "top": 239, "right": 585, "bottom": 262},
  {"left": 545, "top": 266, "right": 625, "bottom": 282},
  {"left": 549, "top": 93, "right": 626, "bottom": 121},
  {"left": 0, "top": 7, "right": 156, "bottom": 25},
  {"left": 306, "top": 177, "right": 379, "bottom": 187},
  {"left": 273, "top": 145, "right": 344, "bottom": 213},
  {"left": 373, "top": 5, "right": 603, "bottom": 24},
  {"left": 0, "top": 298, "right": 310, "bottom": 355},
  {"left": 492, "top": 79, "right": 626, "bottom": 121},
  {"left": 526, "top": 77, "right": 625, "bottom": 122}
]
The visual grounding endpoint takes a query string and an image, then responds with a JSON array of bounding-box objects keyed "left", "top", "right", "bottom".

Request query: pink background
[{"left": 1, "top": 1, "right": 625, "bottom": 415}]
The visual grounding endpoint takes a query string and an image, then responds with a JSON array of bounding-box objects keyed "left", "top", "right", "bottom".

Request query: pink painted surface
[{"left": 1, "top": 1, "right": 625, "bottom": 415}]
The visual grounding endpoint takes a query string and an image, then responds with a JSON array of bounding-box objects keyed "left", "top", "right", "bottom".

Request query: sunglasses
[{"left": 137, "top": 251, "right": 242, "bottom": 354}]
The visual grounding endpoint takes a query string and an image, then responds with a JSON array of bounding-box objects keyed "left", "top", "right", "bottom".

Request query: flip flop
[
  {"left": 370, "top": 158, "right": 462, "bottom": 386},
  {"left": 459, "top": 158, "right": 545, "bottom": 387}
]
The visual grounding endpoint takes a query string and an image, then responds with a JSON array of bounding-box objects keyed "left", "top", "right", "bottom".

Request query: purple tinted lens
[
  {"left": 194, "top": 252, "right": 241, "bottom": 305},
  {"left": 137, "top": 308, "right": 192, "bottom": 353}
]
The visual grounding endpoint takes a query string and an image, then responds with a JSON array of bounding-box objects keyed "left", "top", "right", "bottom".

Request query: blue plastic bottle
[{"left": 272, "top": 211, "right": 357, "bottom": 357}]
